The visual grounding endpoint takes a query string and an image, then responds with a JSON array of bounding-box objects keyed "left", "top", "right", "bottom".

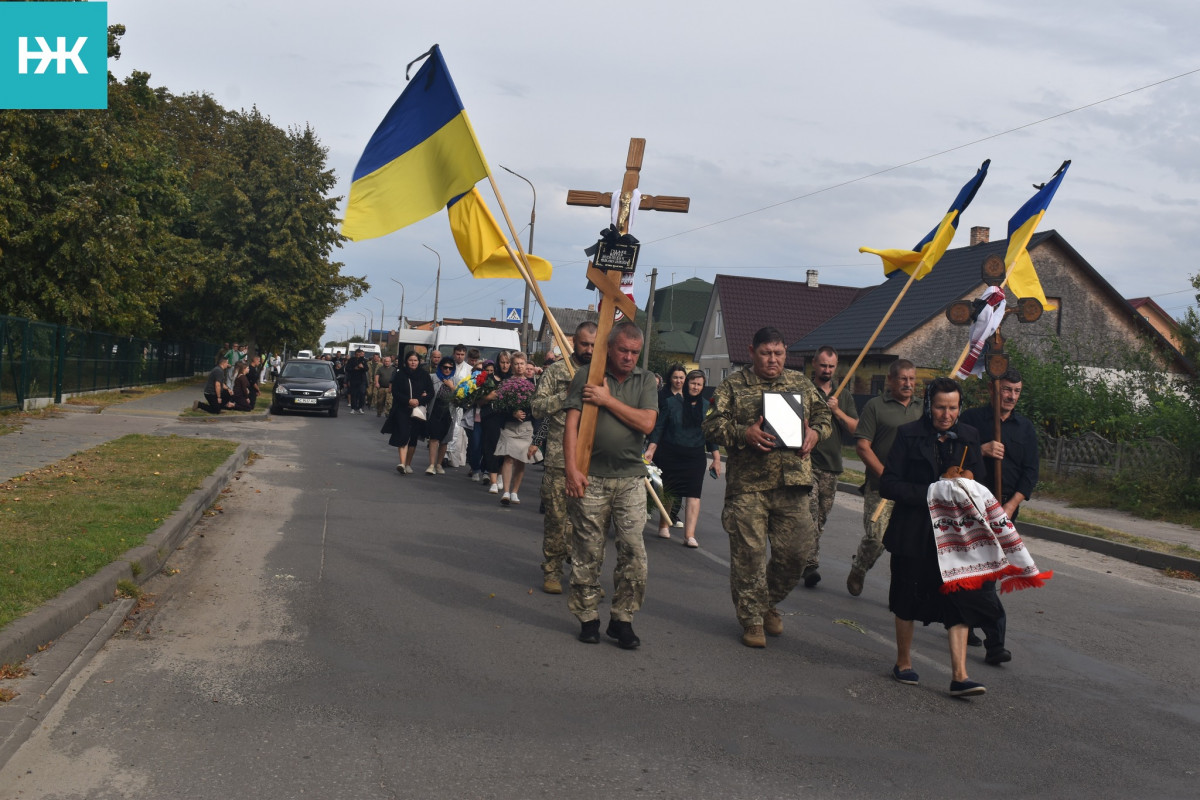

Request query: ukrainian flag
[
  {"left": 860, "top": 160, "right": 990, "bottom": 281},
  {"left": 447, "top": 188, "right": 552, "bottom": 280},
  {"left": 342, "top": 46, "right": 488, "bottom": 241},
  {"left": 1003, "top": 161, "right": 1069, "bottom": 311}
]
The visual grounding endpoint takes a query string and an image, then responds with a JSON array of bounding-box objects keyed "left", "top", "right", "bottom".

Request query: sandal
[{"left": 685, "top": 537, "right": 698, "bottom": 548}]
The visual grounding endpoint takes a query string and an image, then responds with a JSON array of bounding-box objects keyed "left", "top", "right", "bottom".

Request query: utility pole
[
  {"left": 641, "top": 268, "right": 658, "bottom": 369},
  {"left": 500, "top": 165, "right": 536, "bottom": 352},
  {"left": 423, "top": 244, "right": 441, "bottom": 329}
]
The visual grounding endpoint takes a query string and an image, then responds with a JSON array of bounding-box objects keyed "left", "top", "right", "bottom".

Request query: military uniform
[
  {"left": 564, "top": 365, "right": 658, "bottom": 624},
  {"left": 852, "top": 389, "right": 922, "bottom": 575},
  {"left": 807, "top": 383, "right": 858, "bottom": 574},
  {"left": 702, "top": 366, "right": 832, "bottom": 631},
  {"left": 530, "top": 355, "right": 581, "bottom": 583}
]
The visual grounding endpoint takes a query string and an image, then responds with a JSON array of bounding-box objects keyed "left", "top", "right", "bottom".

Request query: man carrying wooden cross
[{"left": 562, "top": 320, "right": 658, "bottom": 650}]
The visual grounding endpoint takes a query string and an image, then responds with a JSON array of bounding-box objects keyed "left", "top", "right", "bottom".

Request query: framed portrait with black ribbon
[{"left": 762, "top": 392, "right": 807, "bottom": 449}]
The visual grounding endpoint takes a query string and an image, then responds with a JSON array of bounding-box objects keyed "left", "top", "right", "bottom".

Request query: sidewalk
[{"left": 840, "top": 457, "right": 1200, "bottom": 561}]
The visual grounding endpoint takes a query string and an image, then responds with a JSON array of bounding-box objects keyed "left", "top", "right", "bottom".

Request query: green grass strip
[{"left": 0, "top": 434, "right": 238, "bottom": 629}]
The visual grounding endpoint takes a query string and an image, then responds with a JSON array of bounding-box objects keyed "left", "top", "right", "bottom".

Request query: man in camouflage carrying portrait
[{"left": 702, "top": 326, "right": 832, "bottom": 648}]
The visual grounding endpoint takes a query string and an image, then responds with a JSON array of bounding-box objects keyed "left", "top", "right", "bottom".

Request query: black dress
[
  {"left": 880, "top": 417, "right": 1004, "bottom": 629},
  {"left": 387, "top": 367, "right": 433, "bottom": 448}
]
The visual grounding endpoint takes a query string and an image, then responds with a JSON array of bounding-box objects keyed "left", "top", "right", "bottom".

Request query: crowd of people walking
[{"left": 217, "top": 323, "right": 1045, "bottom": 698}]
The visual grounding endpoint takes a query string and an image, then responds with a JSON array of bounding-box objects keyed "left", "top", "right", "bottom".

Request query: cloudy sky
[{"left": 106, "top": 0, "right": 1200, "bottom": 345}]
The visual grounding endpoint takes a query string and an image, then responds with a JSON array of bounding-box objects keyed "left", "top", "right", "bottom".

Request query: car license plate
[{"left": 296, "top": 398, "right": 317, "bottom": 404}]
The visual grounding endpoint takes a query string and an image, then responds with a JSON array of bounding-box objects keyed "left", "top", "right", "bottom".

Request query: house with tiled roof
[
  {"left": 791, "top": 227, "right": 1194, "bottom": 396},
  {"left": 694, "top": 272, "right": 869, "bottom": 384}
]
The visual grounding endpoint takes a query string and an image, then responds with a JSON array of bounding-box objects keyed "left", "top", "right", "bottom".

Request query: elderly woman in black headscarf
[
  {"left": 880, "top": 377, "right": 999, "bottom": 698},
  {"left": 387, "top": 351, "right": 433, "bottom": 475}
]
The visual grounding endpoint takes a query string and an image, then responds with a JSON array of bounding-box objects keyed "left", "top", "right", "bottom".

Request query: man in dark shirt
[
  {"left": 345, "top": 348, "right": 370, "bottom": 414},
  {"left": 959, "top": 368, "right": 1040, "bottom": 666},
  {"left": 196, "top": 355, "right": 231, "bottom": 414}
]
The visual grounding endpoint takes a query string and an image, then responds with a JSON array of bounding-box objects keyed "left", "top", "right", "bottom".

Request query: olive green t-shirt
[
  {"left": 565, "top": 366, "right": 658, "bottom": 478},
  {"left": 855, "top": 388, "right": 922, "bottom": 489},
  {"left": 811, "top": 383, "right": 858, "bottom": 474}
]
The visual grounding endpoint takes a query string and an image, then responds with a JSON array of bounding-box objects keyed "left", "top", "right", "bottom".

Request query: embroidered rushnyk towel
[{"left": 927, "top": 477, "right": 1053, "bottom": 593}]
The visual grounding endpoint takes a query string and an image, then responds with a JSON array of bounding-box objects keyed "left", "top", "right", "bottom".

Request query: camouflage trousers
[
  {"left": 541, "top": 467, "right": 573, "bottom": 577},
  {"left": 852, "top": 485, "right": 892, "bottom": 573},
  {"left": 374, "top": 388, "right": 392, "bottom": 417},
  {"left": 806, "top": 470, "right": 840, "bottom": 571},
  {"left": 722, "top": 485, "right": 815, "bottom": 628},
  {"left": 567, "top": 475, "right": 647, "bottom": 622}
]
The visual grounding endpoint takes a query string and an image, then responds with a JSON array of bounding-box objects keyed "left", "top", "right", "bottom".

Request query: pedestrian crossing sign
[{"left": 505, "top": 308, "right": 522, "bottom": 323}]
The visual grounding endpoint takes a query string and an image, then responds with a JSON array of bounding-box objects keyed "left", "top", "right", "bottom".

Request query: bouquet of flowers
[
  {"left": 450, "top": 376, "right": 479, "bottom": 409},
  {"left": 491, "top": 375, "right": 536, "bottom": 415}
]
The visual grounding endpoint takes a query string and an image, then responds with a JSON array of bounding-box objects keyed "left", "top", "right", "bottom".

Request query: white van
[
  {"left": 296, "top": 349, "right": 314, "bottom": 359},
  {"left": 350, "top": 343, "right": 382, "bottom": 357},
  {"left": 395, "top": 325, "right": 520, "bottom": 362}
]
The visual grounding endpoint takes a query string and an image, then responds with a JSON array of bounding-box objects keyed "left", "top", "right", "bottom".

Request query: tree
[{"left": 1178, "top": 273, "right": 1200, "bottom": 364}]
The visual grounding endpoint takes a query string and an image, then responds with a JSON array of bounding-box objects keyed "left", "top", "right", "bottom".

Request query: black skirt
[
  {"left": 888, "top": 534, "right": 1003, "bottom": 629},
  {"left": 653, "top": 441, "right": 706, "bottom": 499}
]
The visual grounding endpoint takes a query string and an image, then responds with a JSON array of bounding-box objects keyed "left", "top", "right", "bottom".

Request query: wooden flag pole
[
  {"left": 486, "top": 173, "right": 575, "bottom": 363},
  {"left": 833, "top": 262, "right": 925, "bottom": 398}
]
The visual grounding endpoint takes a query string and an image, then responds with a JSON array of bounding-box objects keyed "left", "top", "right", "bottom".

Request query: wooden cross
[{"left": 566, "top": 137, "right": 690, "bottom": 473}]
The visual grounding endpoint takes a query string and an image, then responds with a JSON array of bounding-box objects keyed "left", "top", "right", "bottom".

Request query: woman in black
[
  {"left": 479, "top": 351, "right": 511, "bottom": 493},
  {"left": 644, "top": 370, "right": 720, "bottom": 548},
  {"left": 231, "top": 362, "right": 255, "bottom": 411},
  {"left": 880, "top": 377, "right": 997, "bottom": 697},
  {"left": 388, "top": 351, "right": 433, "bottom": 475}
]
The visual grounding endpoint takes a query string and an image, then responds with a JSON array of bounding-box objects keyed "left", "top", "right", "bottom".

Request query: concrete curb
[
  {"left": 834, "top": 481, "right": 1200, "bottom": 575},
  {"left": 0, "top": 444, "right": 250, "bottom": 667}
]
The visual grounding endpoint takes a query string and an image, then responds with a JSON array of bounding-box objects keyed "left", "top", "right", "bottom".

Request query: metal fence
[
  {"left": 1039, "top": 430, "right": 1192, "bottom": 477},
  {"left": 0, "top": 315, "right": 219, "bottom": 411}
]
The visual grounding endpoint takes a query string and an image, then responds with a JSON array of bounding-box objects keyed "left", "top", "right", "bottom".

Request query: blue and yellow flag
[
  {"left": 1003, "top": 161, "right": 1069, "bottom": 310},
  {"left": 860, "top": 160, "right": 990, "bottom": 281},
  {"left": 447, "top": 188, "right": 552, "bottom": 280},
  {"left": 342, "top": 46, "right": 489, "bottom": 241}
]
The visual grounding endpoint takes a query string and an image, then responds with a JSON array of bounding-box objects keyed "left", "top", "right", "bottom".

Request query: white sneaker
[
  {"left": 509, "top": 492, "right": 520, "bottom": 505},
  {"left": 435, "top": 465, "right": 445, "bottom": 475},
  {"left": 488, "top": 483, "right": 499, "bottom": 494},
  {"left": 501, "top": 492, "right": 511, "bottom": 506},
  {"left": 425, "top": 464, "right": 436, "bottom": 475},
  {"left": 497, "top": 477, "right": 504, "bottom": 491},
  {"left": 404, "top": 465, "right": 413, "bottom": 474}
]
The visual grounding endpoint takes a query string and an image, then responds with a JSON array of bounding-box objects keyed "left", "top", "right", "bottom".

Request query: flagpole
[
  {"left": 833, "top": 263, "right": 925, "bottom": 398},
  {"left": 485, "top": 173, "right": 575, "bottom": 367}
]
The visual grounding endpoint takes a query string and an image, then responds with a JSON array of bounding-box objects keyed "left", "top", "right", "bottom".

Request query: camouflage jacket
[
  {"left": 701, "top": 366, "right": 832, "bottom": 496},
  {"left": 530, "top": 355, "right": 580, "bottom": 470}
]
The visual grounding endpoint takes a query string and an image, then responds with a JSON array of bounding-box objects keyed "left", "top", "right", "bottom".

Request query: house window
[
  {"left": 704, "top": 368, "right": 711, "bottom": 382},
  {"left": 870, "top": 375, "right": 886, "bottom": 397},
  {"left": 720, "top": 368, "right": 729, "bottom": 382},
  {"left": 714, "top": 310, "right": 723, "bottom": 339}
]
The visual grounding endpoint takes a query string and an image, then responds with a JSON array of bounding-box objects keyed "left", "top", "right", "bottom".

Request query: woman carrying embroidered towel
[{"left": 879, "top": 377, "right": 1000, "bottom": 698}]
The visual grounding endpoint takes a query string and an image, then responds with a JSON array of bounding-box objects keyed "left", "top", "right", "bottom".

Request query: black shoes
[
  {"left": 966, "top": 631, "right": 984, "bottom": 647},
  {"left": 803, "top": 567, "right": 821, "bottom": 588},
  {"left": 984, "top": 648, "right": 1012, "bottom": 665},
  {"left": 578, "top": 619, "right": 600, "bottom": 644},
  {"left": 605, "top": 618, "right": 641, "bottom": 650},
  {"left": 949, "top": 679, "right": 987, "bottom": 697}
]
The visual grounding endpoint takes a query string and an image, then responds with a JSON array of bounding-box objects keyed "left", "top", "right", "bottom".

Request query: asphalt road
[{"left": 2, "top": 409, "right": 1198, "bottom": 799}]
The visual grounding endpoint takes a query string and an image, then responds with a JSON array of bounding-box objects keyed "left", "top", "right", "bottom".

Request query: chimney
[
  {"left": 806, "top": 269, "right": 819, "bottom": 288},
  {"left": 970, "top": 226, "right": 990, "bottom": 245}
]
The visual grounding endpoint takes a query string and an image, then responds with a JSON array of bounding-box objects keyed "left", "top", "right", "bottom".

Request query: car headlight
[
  {"left": 275, "top": 385, "right": 290, "bottom": 395},
  {"left": 322, "top": 388, "right": 338, "bottom": 397}
]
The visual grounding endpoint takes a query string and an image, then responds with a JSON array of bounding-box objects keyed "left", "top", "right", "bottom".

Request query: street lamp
[
  {"left": 355, "top": 312, "right": 368, "bottom": 342},
  {"left": 422, "top": 244, "right": 441, "bottom": 328},
  {"left": 500, "top": 164, "right": 536, "bottom": 351},
  {"left": 389, "top": 278, "right": 406, "bottom": 330},
  {"left": 369, "top": 294, "right": 385, "bottom": 345}
]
